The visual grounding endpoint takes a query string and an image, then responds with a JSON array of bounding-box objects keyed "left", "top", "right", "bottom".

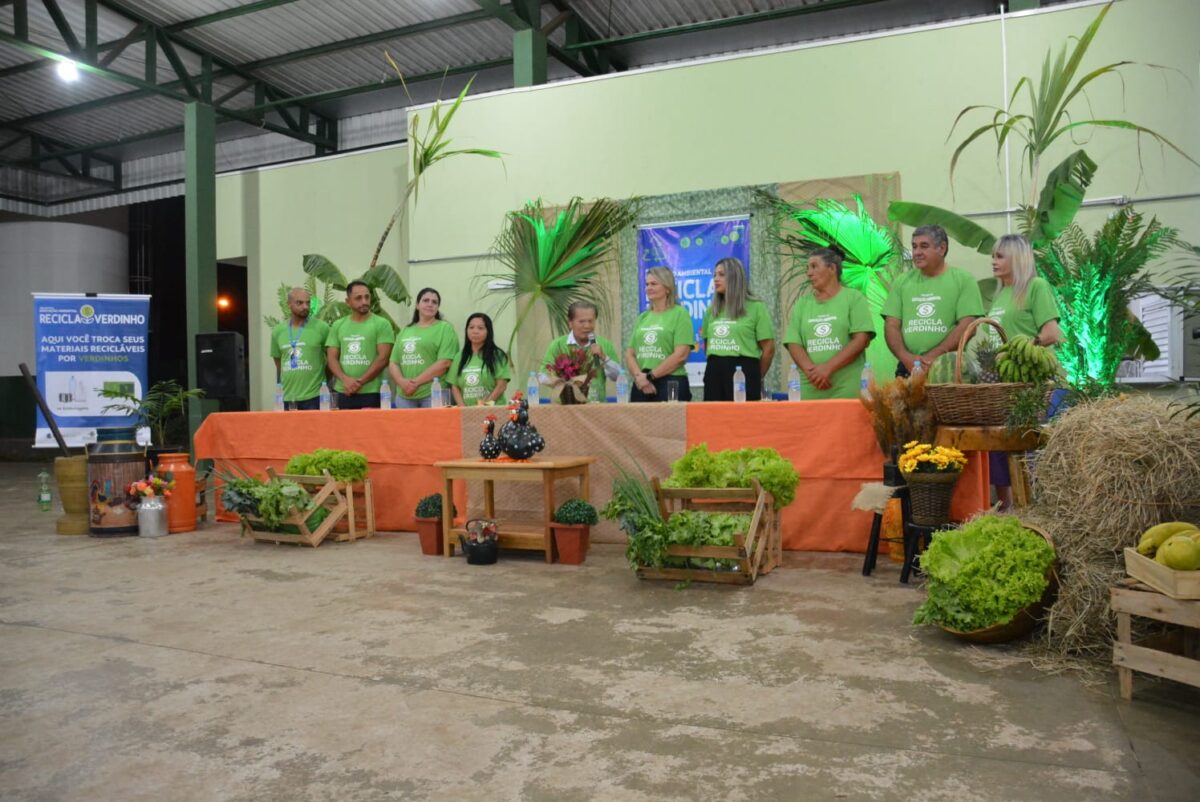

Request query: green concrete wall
[{"left": 217, "top": 0, "right": 1200, "bottom": 408}]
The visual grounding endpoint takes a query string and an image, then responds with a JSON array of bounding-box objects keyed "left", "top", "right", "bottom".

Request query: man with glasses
[{"left": 270, "top": 287, "right": 330, "bottom": 410}]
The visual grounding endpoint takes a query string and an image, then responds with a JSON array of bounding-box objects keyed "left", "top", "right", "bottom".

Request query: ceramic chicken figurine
[
  {"left": 498, "top": 396, "right": 546, "bottom": 460},
  {"left": 479, "top": 415, "right": 502, "bottom": 461}
]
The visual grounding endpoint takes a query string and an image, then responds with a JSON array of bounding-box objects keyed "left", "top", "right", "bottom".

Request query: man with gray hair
[
  {"left": 270, "top": 287, "right": 331, "bottom": 410},
  {"left": 541, "top": 301, "right": 621, "bottom": 402},
  {"left": 882, "top": 225, "right": 983, "bottom": 376}
]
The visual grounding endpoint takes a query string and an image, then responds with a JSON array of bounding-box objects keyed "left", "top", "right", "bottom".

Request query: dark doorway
[{"left": 217, "top": 261, "right": 249, "bottom": 411}]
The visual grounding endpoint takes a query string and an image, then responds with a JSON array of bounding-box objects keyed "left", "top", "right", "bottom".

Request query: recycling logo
[
  {"left": 348, "top": 341, "right": 362, "bottom": 354},
  {"left": 79, "top": 304, "right": 95, "bottom": 319},
  {"left": 814, "top": 323, "right": 832, "bottom": 337},
  {"left": 644, "top": 331, "right": 658, "bottom": 345},
  {"left": 404, "top": 341, "right": 416, "bottom": 353},
  {"left": 917, "top": 302, "right": 935, "bottom": 318},
  {"left": 714, "top": 324, "right": 730, "bottom": 337},
  {"left": 466, "top": 373, "right": 480, "bottom": 386}
]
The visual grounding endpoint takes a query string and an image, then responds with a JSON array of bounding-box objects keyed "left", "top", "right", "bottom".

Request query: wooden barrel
[
  {"left": 87, "top": 427, "right": 144, "bottom": 536},
  {"left": 54, "top": 455, "right": 90, "bottom": 535}
]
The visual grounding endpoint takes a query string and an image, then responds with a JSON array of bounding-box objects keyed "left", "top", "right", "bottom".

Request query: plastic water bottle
[
  {"left": 380, "top": 379, "right": 392, "bottom": 409},
  {"left": 615, "top": 369, "right": 629, "bottom": 403},
  {"left": 319, "top": 381, "right": 331, "bottom": 411},
  {"left": 526, "top": 371, "right": 539, "bottom": 405},
  {"left": 733, "top": 366, "right": 747, "bottom": 403},
  {"left": 787, "top": 364, "right": 802, "bottom": 401},
  {"left": 429, "top": 377, "right": 442, "bottom": 408},
  {"left": 911, "top": 359, "right": 924, "bottom": 377},
  {"left": 37, "top": 470, "right": 51, "bottom": 512},
  {"left": 273, "top": 383, "right": 284, "bottom": 411},
  {"left": 860, "top": 363, "right": 873, "bottom": 400}
]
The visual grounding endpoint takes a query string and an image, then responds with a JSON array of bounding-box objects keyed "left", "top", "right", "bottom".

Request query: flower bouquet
[
  {"left": 127, "top": 475, "right": 175, "bottom": 499},
  {"left": 545, "top": 348, "right": 597, "bottom": 405},
  {"left": 460, "top": 518, "right": 499, "bottom": 564},
  {"left": 898, "top": 441, "right": 968, "bottom": 525}
]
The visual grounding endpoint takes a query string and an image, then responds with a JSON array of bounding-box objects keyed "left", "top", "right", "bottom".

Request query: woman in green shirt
[
  {"left": 783, "top": 247, "right": 874, "bottom": 399},
  {"left": 447, "top": 313, "right": 511, "bottom": 407},
  {"left": 625, "top": 267, "right": 695, "bottom": 402},
  {"left": 388, "top": 287, "right": 458, "bottom": 408},
  {"left": 987, "top": 234, "right": 1062, "bottom": 510},
  {"left": 701, "top": 257, "right": 775, "bottom": 401}
]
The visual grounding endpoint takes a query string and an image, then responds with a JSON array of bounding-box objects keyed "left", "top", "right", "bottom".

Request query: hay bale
[{"left": 1022, "top": 395, "right": 1200, "bottom": 669}]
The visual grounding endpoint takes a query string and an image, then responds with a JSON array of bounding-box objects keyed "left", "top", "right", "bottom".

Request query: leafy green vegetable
[
  {"left": 663, "top": 443, "right": 800, "bottom": 508},
  {"left": 285, "top": 449, "right": 369, "bottom": 483},
  {"left": 912, "top": 515, "right": 1055, "bottom": 631},
  {"left": 216, "top": 465, "right": 315, "bottom": 532},
  {"left": 622, "top": 510, "right": 751, "bottom": 570}
]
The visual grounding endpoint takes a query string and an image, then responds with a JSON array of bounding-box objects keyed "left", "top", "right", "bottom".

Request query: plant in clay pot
[
  {"left": 552, "top": 498, "right": 598, "bottom": 565},
  {"left": 414, "top": 493, "right": 454, "bottom": 556}
]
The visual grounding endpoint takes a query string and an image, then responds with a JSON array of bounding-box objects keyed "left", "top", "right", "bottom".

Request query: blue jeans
[{"left": 394, "top": 396, "right": 432, "bottom": 409}]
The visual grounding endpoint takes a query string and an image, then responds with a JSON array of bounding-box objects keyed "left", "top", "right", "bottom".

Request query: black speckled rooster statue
[
  {"left": 479, "top": 415, "right": 502, "bottom": 461},
  {"left": 497, "top": 394, "right": 545, "bottom": 461}
]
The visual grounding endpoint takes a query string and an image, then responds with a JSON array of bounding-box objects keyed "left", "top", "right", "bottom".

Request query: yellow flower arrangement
[{"left": 898, "top": 440, "right": 968, "bottom": 475}]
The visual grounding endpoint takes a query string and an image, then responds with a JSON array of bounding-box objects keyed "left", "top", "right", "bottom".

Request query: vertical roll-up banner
[
  {"left": 636, "top": 216, "right": 751, "bottom": 385},
  {"left": 32, "top": 294, "right": 151, "bottom": 448}
]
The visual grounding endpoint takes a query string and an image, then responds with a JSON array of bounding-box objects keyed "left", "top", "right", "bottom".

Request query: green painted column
[
  {"left": 1007, "top": 0, "right": 1040, "bottom": 10},
  {"left": 184, "top": 101, "right": 219, "bottom": 448},
  {"left": 513, "top": 28, "right": 547, "bottom": 87}
]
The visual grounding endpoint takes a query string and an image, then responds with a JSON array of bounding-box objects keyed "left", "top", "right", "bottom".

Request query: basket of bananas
[{"left": 927, "top": 318, "right": 1061, "bottom": 426}]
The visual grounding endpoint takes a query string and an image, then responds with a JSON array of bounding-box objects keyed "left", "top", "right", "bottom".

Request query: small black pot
[{"left": 459, "top": 536, "right": 498, "bottom": 565}]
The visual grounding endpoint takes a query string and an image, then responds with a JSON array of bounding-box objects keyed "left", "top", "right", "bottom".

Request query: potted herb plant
[
  {"left": 414, "top": 493, "right": 452, "bottom": 556},
  {"left": 100, "top": 379, "right": 206, "bottom": 464},
  {"left": 551, "top": 499, "right": 598, "bottom": 565}
]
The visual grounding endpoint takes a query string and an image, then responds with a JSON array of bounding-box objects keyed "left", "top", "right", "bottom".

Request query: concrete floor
[{"left": 1, "top": 463, "right": 1197, "bottom": 802}]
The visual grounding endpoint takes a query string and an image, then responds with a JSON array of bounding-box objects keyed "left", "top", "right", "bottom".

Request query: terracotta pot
[
  {"left": 156, "top": 452, "right": 196, "bottom": 533},
  {"left": 414, "top": 516, "right": 443, "bottom": 556},
  {"left": 552, "top": 523, "right": 590, "bottom": 565}
]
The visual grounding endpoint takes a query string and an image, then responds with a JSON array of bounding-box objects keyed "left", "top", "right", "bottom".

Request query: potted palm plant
[
  {"left": 552, "top": 499, "right": 599, "bottom": 565},
  {"left": 99, "top": 379, "right": 205, "bottom": 463},
  {"left": 414, "top": 493, "right": 454, "bottom": 556}
]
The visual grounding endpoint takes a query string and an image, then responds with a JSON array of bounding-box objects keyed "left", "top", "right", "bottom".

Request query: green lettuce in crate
[
  {"left": 285, "top": 448, "right": 369, "bottom": 483},
  {"left": 912, "top": 515, "right": 1055, "bottom": 631},
  {"left": 663, "top": 444, "right": 799, "bottom": 508}
]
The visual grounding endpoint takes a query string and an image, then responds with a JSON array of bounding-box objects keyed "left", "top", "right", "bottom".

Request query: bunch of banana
[
  {"left": 1136, "top": 521, "right": 1200, "bottom": 570},
  {"left": 996, "top": 335, "right": 1062, "bottom": 384}
]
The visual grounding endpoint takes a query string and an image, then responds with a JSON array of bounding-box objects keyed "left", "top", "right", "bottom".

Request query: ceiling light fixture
[{"left": 55, "top": 59, "right": 80, "bottom": 82}]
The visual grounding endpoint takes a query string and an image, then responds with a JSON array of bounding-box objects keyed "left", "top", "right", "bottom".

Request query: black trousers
[
  {"left": 703, "top": 355, "right": 762, "bottom": 401},
  {"left": 285, "top": 396, "right": 321, "bottom": 411},
  {"left": 337, "top": 392, "right": 381, "bottom": 410},
  {"left": 630, "top": 374, "right": 693, "bottom": 403}
]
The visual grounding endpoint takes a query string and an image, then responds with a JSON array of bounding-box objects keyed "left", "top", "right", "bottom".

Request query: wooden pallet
[
  {"left": 1111, "top": 578, "right": 1200, "bottom": 701},
  {"left": 239, "top": 470, "right": 348, "bottom": 547},
  {"left": 636, "top": 480, "right": 780, "bottom": 586}
]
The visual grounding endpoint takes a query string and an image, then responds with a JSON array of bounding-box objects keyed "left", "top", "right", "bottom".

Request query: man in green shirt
[
  {"left": 270, "top": 287, "right": 330, "bottom": 410},
  {"left": 883, "top": 225, "right": 983, "bottom": 376},
  {"left": 325, "top": 280, "right": 395, "bottom": 409},
  {"left": 540, "top": 302, "right": 621, "bottom": 403}
]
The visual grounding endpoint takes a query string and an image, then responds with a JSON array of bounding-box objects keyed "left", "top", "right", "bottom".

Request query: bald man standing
[{"left": 270, "top": 287, "right": 331, "bottom": 410}]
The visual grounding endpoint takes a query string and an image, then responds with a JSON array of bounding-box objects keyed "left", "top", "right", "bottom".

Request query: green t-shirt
[
  {"left": 325, "top": 314, "right": 395, "bottom": 393},
  {"left": 446, "top": 351, "right": 512, "bottom": 406},
  {"left": 783, "top": 287, "right": 874, "bottom": 400},
  {"left": 881, "top": 267, "right": 984, "bottom": 356},
  {"left": 543, "top": 334, "right": 619, "bottom": 402},
  {"left": 270, "top": 319, "right": 330, "bottom": 402},
  {"left": 701, "top": 299, "right": 774, "bottom": 358},
  {"left": 391, "top": 320, "right": 459, "bottom": 400},
  {"left": 987, "top": 277, "right": 1060, "bottom": 340},
  {"left": 630, "top": 306, "right": 695, "bottom": 376}
]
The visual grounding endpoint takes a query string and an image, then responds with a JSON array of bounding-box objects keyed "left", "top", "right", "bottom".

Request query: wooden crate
[
  {"left": 1124, "top": 548, "right": 1200, "bottom": 599},
  {"left": 332, "top": 479, "right": 375, "bottom": 541},
  {"left": 239, "top": 470, "right": 348, "bottom": 547},
  {"left": 1111, "top": 579, "right": 1200, "bottom": 701},
  {"left": 635, "top": 480, "right": 780, "bottom": 586}
]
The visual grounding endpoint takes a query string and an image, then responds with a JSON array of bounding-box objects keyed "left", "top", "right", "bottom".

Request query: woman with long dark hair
[
  {"left": 701, "top": 257, "right": 774, "bottom": 401},
  {"left": 447, "top": 313, "right": 511, "bottom": 406},
  {"left": 388, "top": 287, "right": 458, "bottom": 408}
]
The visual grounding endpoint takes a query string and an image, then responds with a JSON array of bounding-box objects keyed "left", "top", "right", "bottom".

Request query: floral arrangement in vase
[
  {"left": 898, "top": 441, "right": 967, "bottom": 475},
  {"left": 544, "top": 349, "right": 596, "bottom": 405},
  {"left": 127, "top": 476, "right": 175, "bottom": 499}
]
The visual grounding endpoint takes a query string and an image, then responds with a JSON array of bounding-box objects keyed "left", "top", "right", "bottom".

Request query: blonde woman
[
  {"left": 986, "top": 233, "right": 1062, "bottom": 510},
  {"left": 625, "top": 267, "right": 695, "bottom": 402},
  {"left": 700, "top": 257, "right": 774, "bottom": 401}
]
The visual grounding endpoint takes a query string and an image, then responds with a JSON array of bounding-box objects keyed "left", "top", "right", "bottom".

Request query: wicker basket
[
  {"left": 926, "top": 317, "right": 1032, "bottom": 426},
  {"left": 942, "top": 523, "right": 1058, "bottom": 644},
  {"left": 902, "top": 470, "right": 960, "bottom": 526}
]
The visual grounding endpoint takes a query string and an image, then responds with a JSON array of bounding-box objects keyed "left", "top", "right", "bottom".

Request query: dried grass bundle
[
  {"left": 861, "top": 372, "right": 936, "bottom": 456},
  {"left": 1021, "top": 395, "right": 1200, "bottom": 671}
]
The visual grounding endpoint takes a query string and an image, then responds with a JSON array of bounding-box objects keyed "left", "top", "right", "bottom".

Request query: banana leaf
[
  {"left": 1028, "top": 149, "right": 1097, "bottom": 246},
  {"left": 362, "top": 263, "right": 410, "bottom": 305},
  {"left": 303, "top": 254, "right": 348, "bottom": 289},
  {"left": 887, "top": 201, "right": 997, "bottom": 255}
]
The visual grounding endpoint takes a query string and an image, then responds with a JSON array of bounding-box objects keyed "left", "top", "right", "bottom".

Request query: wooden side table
[
  {"left": 934, "top": 426, "right": 1044, "bottom": 506},
  {"left": 433, "top": 457, "right": 595, "bottom": 562}
]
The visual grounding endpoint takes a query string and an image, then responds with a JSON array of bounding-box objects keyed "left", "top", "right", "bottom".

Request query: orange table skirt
[
  {"left": 194, "top": 409, "right": 465, "bottom": 532},
  {"left": 685, "top": 401, "right": 989, "bottom": 552},
  {"left": 193, "top": 402, "right": 988, "bottom": 552}
]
